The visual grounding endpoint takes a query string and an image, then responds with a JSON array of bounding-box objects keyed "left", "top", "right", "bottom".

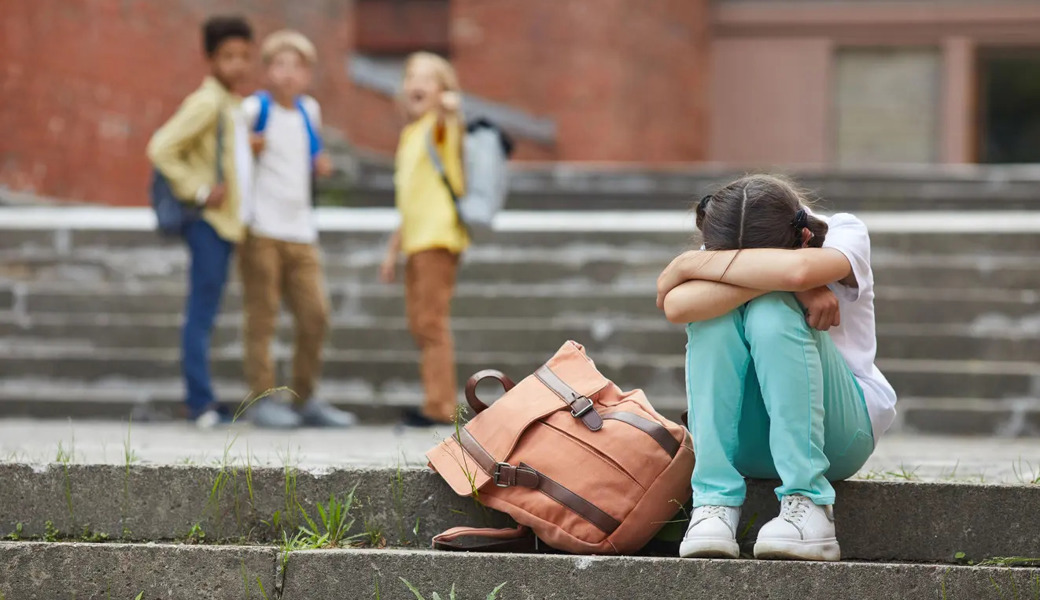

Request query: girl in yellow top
[{"left": 380, "top": 52, "right": 469, "bottom": 426}]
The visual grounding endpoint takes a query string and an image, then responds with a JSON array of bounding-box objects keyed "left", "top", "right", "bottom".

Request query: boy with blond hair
[{"left": 239, "top": 30, "right": 354, "bottom": 428}]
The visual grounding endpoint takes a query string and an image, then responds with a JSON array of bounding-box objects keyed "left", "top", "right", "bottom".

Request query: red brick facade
[{"left": 0, "top": 0, "right": 709, "bottom": 205}]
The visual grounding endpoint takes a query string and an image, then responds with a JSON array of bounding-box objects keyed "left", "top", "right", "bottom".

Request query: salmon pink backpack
[{"left": 427, "top": 341, "right": 694, "bottom": 554}]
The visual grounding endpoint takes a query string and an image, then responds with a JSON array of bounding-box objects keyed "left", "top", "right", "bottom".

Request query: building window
[
  {"left": 355, "top": 0, "right": 451, "bottom": 57},
  {"left": 977, "top": 48, "right": 1040, "bottom": 164},
  {"left": 833, "top": 48, "right": 941, "bottom": 164}
]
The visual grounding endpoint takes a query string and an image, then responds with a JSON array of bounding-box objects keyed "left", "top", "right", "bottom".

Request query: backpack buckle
[
  {"left": 493, "top": 462, "right": 514, "bottom": 487},
  {"left": 570, "top": 396, "right": 594, "bottom": 419}
]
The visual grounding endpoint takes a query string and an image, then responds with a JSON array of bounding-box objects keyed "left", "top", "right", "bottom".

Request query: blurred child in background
[
  {"left": 238, "top": 30, "right": 355, "bottom": 428},
  {"left": 380, "top": 52, "right": 467, "bottom": 427},
  {"left": 147, "top": 16, "right": 253, "bottom": 428}
]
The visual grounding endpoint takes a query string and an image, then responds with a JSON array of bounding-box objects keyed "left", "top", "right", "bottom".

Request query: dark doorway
[{"left": 977, "top": 48, "right": 1040, "bottom": 163}]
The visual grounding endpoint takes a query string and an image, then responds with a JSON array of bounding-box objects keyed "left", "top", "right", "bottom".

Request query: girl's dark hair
[
  {"left": 696, "top": 174, "right": 828, "bottom": 251},
  {"left": 202, "top": 16, "right": 253, "bottom": 57}
]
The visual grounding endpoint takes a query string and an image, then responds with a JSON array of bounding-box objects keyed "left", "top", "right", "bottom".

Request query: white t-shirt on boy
[{"left": 240, "top": 94, "right": 321, "bottom": 244}]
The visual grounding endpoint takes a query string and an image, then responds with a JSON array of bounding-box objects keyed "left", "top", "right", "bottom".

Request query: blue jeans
[
  {"left": 182, "top": 219, "right": 234, "bottom": 418},
  {"left": 685, "top": 292, "right": 875, "bottom": 507}
]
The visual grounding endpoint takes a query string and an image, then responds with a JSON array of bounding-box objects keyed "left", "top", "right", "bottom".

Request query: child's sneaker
[
  {"left": 754, "top": 494, "right": 840, "bottom": 561},
  {"left": 679, "top": 505, "right": 741, "bottom": 558},
  {"left": 296, "top": 398, "right": 357, "bottom": 428},
  {"left": 250, "top": 398, "right": 303, "bottom": 429},
  {"left": 194, "top": 408, "right": 231, "bottom": 430}
]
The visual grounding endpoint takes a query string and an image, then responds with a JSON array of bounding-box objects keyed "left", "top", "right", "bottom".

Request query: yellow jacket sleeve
[{"left": 146, "top": 90, "right": 220, "bottom": 202}]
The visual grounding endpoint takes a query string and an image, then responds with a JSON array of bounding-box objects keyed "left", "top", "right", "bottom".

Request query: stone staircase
[
  {"left": 1, "top": 463, "right": 1039, "bottom": 599},
  {"left": 1, "top": 205, "right": 1040, "bottom": 435}
]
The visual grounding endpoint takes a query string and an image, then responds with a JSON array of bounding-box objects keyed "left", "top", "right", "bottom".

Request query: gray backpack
[{"left": 427, "top": 118, "right": 513, "bottom": 242}]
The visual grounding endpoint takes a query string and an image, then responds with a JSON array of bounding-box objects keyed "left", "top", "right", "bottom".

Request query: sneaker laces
[
  {"left": 692, "top": 505, "right": 732, "bottom": 526},
  {"left": 779, "top": 495, "right": 812, "bottom": 525},
  {"left": 701, "top": 505, "right": 730, "bottom": 520}
]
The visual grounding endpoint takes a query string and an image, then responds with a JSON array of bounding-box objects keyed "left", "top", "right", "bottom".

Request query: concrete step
[
  {"left": 7, "top": 284, "right": 1039, "bottom": 327},
  {"left": 2, "top": 464, "right": 1039, "bottom": 565},
  {"left": 1, "top": 379, "right": 1038, "bottom": 436},
  {"left": 2, "top": 541, "right": 1038, "bottom": 600},
  {"left": 2, "top": 314, "right": 1039, "bottom": 363},
  {"left": 4, "top": 209, "right": 1040, "bottom": 253},
  {"left": 8, "top": 246, "right": 1040, "bottom": 292},
  {"left": 0, "top": 347, "right": 1034, "bottom": 402}
]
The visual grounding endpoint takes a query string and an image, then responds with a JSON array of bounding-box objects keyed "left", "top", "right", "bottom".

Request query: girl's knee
[
  {"left": 686, "top": 310, "right": 743, "bottom": 341},
  {"left": 744, "top": 292, "right": 806, "bottom": 336}
]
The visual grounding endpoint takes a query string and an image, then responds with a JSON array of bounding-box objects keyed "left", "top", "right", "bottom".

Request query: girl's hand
[
  {"left": 379, "top": 254, "right": 398, "bottom": 284},
  {"left": 656, "top": 251, "right": 701, "bottom": 309},
  {"left": 249, "top": 134, "right": 265, "bottom": 157},
  {"left": 795, "top": 286, "right": 841, "bottom": 330},
  {"left": 439, "top": 91, "right": 461, "bottom": 114},
  {"left": 314, "top": 152, "right": 334, "bottom": 178}
]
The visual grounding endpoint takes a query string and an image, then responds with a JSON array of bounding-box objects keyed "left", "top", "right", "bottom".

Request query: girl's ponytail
[{"left": 797, "top": 209, "right": 828, "bottom": 249}]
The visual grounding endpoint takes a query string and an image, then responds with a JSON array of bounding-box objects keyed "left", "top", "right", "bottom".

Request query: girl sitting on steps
[{"left": 656, "top": 174, "right": 897, "bottom": 561}]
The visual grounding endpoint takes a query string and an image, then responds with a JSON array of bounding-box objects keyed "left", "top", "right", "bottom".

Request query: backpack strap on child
[{"left": 252, "top": 91, "right": 323, "bottom": 168}]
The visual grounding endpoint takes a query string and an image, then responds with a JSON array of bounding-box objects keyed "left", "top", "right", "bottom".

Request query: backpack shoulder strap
[
  {"left": 295, "top": 96, "right": 323, "bottom": 162},
  {"left": 253, "top": 91, "right": 272, "bottom": 134},
  {"left": 432, "top": 526, "right": 539, "bottom": 553},
  {"left": 425, "top": 128, "right": 458, "bottom": 203}
]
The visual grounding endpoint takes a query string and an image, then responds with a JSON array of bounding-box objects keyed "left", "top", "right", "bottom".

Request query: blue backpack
[
  {"left": 150, "top": 113, "right": 223, "bottom": 237},
  {"left": 252, "top": 91, "right": 323, "bottom": 206}
]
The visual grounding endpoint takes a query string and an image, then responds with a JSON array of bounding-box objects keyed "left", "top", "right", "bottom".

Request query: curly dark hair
[{"left": 202, "top": 15, "right": 253, "bottom": 57}]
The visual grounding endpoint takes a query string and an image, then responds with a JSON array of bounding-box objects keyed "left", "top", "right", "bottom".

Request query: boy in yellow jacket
[{"left": 147, "top": 16, "right": 253, "bottom": 427}]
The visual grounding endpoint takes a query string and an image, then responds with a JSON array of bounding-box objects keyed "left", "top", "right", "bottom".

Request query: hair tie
[
  {"left": 792, "top": 208, "right": 809, "bottom": 232},
  {"left": 698, "top": 195, "right": 712, "bottom": 212}
]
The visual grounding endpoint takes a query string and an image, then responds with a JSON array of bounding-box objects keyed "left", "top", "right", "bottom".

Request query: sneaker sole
[
  {"left": 753, "top": 538, "right": 841, "bottom": 562},
  {"left": 679, "top": 538, "right": 740, "bottom": 559}
]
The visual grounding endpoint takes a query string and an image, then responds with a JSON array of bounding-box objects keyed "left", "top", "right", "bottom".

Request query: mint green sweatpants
[{"left": 685, "top": 292, "right": 875, "bottom": 507}]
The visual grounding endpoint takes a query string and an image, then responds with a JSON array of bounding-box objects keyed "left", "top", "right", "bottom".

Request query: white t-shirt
[
  {"left": 821, "top": 213, "right": 898, "bottom": 441},
  {"left": 240, "top": 95, "right": 321, "bottom": 244}
]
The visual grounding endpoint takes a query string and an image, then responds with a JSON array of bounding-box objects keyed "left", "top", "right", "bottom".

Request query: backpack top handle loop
[{"left": 465, "top": 369, "right": 516, "bottom": 414}]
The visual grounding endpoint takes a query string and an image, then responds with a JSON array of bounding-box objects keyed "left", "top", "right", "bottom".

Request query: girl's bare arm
[
  {"left": 659, "top": 248, "right": 854, "bottom": 296},
  {"left": 662, "top": 280, "right": 767, "bottom": 324}
]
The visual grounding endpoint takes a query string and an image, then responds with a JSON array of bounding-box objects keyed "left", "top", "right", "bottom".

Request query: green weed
[
  {"left": 1012, "top": 460, "right": 1040, "bottom": 485},
  {"left": 399, "top": 579, "right": 507, "bottom": 600},
  {"left": 3, "top": 523, "right": 23, "bottom": 541},
  {"left": 885, "top": 463, "right": 920, "bottom": 481},
  {"left": 79, "top": 526, "right": 109, "bottom": 543},
  {"left": 297, "top": 488, "right": 364, "bottom": 549},
  {"left": 185, "top": 523, "right": 206, "bottom": 544},
  {"left": 56, "top": 438, "right": 75, "bottom": 523},
  {"left": 43, "top": 520, "right": 59, "bottom": 542},
  {"left": 123, "top": 417, "right": 140, "bottom": 466}
]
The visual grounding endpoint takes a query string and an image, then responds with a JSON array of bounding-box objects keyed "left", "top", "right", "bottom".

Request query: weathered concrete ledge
[
  {"left": 283, "top": 548, "right": 1040, "bottom": 600},
  {"left": 1, "top": 464, "right": 1039, "bottom": 564},
  {"left": 0, "top": 542, "right": 276, "bottom": 600},
  {"left": 1, "top": 542, "right": 1037, "bottom": 600}
]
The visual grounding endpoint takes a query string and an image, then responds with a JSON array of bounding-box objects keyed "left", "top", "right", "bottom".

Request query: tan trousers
[
  {"left": 405, "top": 249, "right": 460, "bottom": 423},
  {"left": 240, "top": 234, "right": 330, "bottom": 405}
]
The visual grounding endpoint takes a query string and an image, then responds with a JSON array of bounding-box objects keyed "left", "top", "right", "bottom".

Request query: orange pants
[
  {"left": 239, "top": 234, "right": 330, "bottom": 405},
  {"left": 405, "top": 249, "right": 460, "bottom": 423}
]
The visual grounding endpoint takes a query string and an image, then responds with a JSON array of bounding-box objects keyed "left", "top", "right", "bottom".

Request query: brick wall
[
  {"left": 0, "top": 0, "right": 400, "bottom": 206},
  {"left": 451, "top": 0, "right": 711, "bottom": 162},
  {"left": 1, "top": 0, "right": 711, "bottom": 205}
]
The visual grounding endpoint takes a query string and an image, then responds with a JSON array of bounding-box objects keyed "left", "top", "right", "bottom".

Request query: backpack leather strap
[
  {"left": 454, "top": 429, "right": 620, "bottom": 534},
  {"left": 433, "top": 526, "right": 539, "bottom": 553},
  {"left": 534, "top": 365, "right": 603, "bottom": 431}
]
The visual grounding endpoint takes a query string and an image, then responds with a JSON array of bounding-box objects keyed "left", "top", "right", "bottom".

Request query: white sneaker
[
  {"left": 754, "top": 494, "right": 840, "bottom": 561},
  {"left": 194, "top": 409, "right": 228, "bottom": 430},
  {"left": 679, "top": 505, "right": 741, "bottom": 558}
]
